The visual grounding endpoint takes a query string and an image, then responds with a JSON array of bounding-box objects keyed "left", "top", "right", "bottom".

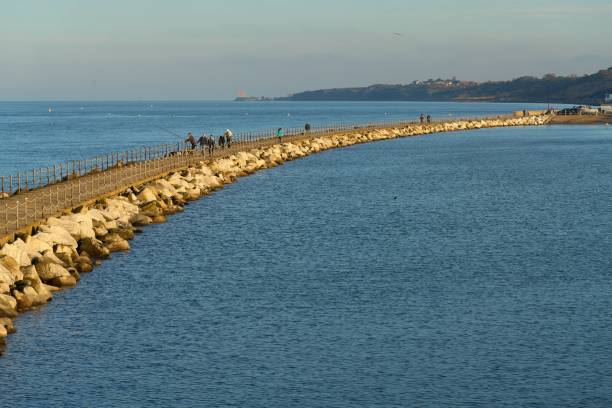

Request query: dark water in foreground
[{"left": 2, "top": 124, "right": 612, "bottom": 407}]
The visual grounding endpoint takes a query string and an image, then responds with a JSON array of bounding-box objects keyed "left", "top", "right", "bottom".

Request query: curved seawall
[{"left": 0, "top": 115, "right": 549, "bottom": 352}]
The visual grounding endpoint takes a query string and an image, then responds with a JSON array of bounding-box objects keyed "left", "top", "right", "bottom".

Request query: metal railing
[{"left": 0, "top": 114, "right": 521, "bottom": 238}]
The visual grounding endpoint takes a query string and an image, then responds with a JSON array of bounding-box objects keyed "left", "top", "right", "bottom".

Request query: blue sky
[{"left": 1, "top": 0, "right": 611, "bottom": 100}]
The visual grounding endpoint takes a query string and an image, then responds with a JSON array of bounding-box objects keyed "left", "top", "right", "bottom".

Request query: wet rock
[
  {"left": 151, "top": 215, "right": 167, "bottom": 224},
  {"left": 54, "top": 244, "right": 78, "bottom": 266},
  {"left": 0, "top": 294, "right": 17, "bottom": 318},
  {"left": 0, "top": 317, "right": 15, "bottom": 334},
  {"left": 12, "top": 289, "right": 33, "bottom": 311},
  {"left": 21, "top": 265, "right": 52, "bottom": 304},
  {"left": 34, "top": 262, "right": 72, "bottom": 283},
  {"left": 49, "top": 275, "right": 77, "bottom": 288},
  {"left": 79, "top": 238, "right": 111, "bottom": 259},
  {"left": 108, "top": 227, "right": 135, "bottom": 241},
  {"left": 140, "top": 201, "right": 162, "bottom": 217},
  {"left": 102, "top": 234, "right": 130, "bottom": 252},
  {"left": 130, "top": 213, "right": 153, "bottom": 227}
]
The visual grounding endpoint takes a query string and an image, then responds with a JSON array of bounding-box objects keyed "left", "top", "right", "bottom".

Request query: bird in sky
[{"left": 393, "top": 32, "right": 403, "bottom": 37}]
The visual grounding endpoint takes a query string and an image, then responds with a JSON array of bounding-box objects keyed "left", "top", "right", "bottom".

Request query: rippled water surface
[{"left": 2, "top": 113, "right": 612, "bottom": 406}]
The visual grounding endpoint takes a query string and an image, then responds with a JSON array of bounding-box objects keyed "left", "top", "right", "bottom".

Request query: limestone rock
[
  {"left": 0, "top": 239, "right": 31, "bottom": 267},
  {"left": 34, "top": 262, "right": 72, "bottom": 283},
  {"left": 102, "top": 234, "right": 130, "bottom": 252},
  {"left": 0, "top": 263, "right": 14, "bottom": 287},
  {"left": 25, "top": 235, "right": 53, "bottom": 255},
  {"left": 35, "top": 225, "right": 79, "bottom": 248},
  {"left": 49, "top": 275, "right": 77, "bottom": 288},
  {"left": 130, "top": 213, "right": 152, "bottom": 227},
  {"left": 137, "top": 187, "right": 158, "bottom": 203},
  {"left": 79, "top": 238, "right": 110, "bottom": 259},
  {"left": 0, "top": 294, "right": 17, "bottom": 318}
]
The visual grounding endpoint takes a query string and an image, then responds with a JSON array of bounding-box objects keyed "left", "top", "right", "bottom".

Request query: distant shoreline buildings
[{"left": 234, "top": 96, "right": 275, "bottom": 102}]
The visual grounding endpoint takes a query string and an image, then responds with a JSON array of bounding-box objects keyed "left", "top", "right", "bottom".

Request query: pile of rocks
[{"left": 0, "top": 114, "right": 550, "bottom": 352}]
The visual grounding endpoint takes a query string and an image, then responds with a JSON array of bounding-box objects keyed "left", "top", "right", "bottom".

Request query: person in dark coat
[
  {"left": 218, "top": 134, "right": 226, "bottom": 149},
  {"left": 419, "top": 114, "right": 425, "bottom": 124},
  {"left": 185, "top": 132, "right": 197, "bottom": 149},
  {"left": 427, "top": 114, "right": 432, "bottom": 124},
  {"left": 207, "top": 136, "right": 215, "bottom": 154},
  {"left": 198, "top": 134, "right": 207, "bottom": 150},
  {"left": 305, "top": 123, "right": 311, "bottom": 132}
]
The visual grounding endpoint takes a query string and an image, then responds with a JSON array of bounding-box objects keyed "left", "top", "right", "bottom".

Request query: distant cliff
[{"left": 279, "top": 68, "right": 612, "bottom": 104}]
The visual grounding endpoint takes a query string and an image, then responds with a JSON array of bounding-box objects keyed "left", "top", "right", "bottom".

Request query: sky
[{"left": 1, "top": 0, "right": 611, "bottom": 100}]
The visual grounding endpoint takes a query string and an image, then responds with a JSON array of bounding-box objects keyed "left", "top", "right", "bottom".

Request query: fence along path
[{"left": 2, "top": 118, "right": 443, "bottom": 239}]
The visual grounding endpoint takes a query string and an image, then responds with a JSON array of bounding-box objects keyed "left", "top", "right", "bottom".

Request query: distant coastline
[{"left": 241, "top": 67, "right": 612, "bottom": 105}]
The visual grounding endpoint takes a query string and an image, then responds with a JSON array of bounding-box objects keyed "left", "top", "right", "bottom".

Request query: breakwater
[{"left": 0, "top": 114, "right": 550, "bottom": 352}]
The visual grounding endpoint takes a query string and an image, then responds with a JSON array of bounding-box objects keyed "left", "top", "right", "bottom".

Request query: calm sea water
[{"left": 2, "top": 102, "right": 612, "bottom": 407}]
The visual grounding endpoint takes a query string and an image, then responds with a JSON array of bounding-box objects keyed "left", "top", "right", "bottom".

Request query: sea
[{"left": 1, "top": 101, "right": 612, "bottom": 407}]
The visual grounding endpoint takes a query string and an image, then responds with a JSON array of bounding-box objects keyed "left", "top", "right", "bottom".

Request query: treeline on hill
[{"left": 279, "top": 67, "right": 612, "bottom": 104}]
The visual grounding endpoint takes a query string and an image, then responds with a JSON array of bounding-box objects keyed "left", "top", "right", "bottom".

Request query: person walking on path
[
  {"left": 218, "top": 134, "right": 226, "bottom": 149},
  {"left": 185, "top": 132, "right": 197, "bottom": 150},
  {"left": 277, "top": 127, "right": 284, "bottom": 142},
  {"left": 427, "top": 114, "right": 432, "bottom": 124},
  {"left": 419, "top": 114, "right": 425, "bottom": 124},
  {"left": 305, "top": 123, "right": 311, "bottom": 132},
  {"left": 207, "top": 136, "right": 215, "bottom": 154},
  {"left": 198, "top": 133, "right": 207, "bottom": 151},
  {"left": 224, "top": 129, "right": 233, "bottom": 148}
]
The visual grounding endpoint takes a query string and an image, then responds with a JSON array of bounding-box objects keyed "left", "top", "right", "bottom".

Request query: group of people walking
[
  {"left": 183, "top": 117, "right": 429, "bottom": 154},
  {"left": 419, "top": 113, "right": 432, "bottom": 124},
  {"left": 185, "top": 129, "right": 233, "bottom": 153}
]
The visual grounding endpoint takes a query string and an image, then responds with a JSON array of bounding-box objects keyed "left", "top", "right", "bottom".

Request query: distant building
[{"left": 605, "top": 93, "right": 612, "bottom": 103}]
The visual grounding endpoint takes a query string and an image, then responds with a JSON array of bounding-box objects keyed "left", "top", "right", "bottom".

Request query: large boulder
[
  {"left": 20, "top": 265, "right": 52, "bottom": 305},
  {"left": 0, "top": 317, "right": 15, "bottom": 336},
  {"left": 0, "top": 263, "right": 14, "bottom": 288},
  {"left": 137, "top": 187, "right": 158, "bottom": 204},
  {"left": 148, "top": 179, "right": 178, "bottom": 200},
  {"left": 34, "top": 262, "right": 72, "bottom": 283},
  {"left": 35, "top": 225, "right": 78, "bottom": 248},
  {"left": 198, "top": 175, "right": 223, "bottom": 190},
  {"left": 74, "top": 253, "right": 94, "bottom": 273},
  {"left": 0, "top": 256, "right": 22, "bottom": 281},
  {"left": 54, "top": 245, "right": 78, "bottom": 266},
  {"left": 86, "top": 208, "right": 108, "bottom": 224},
  {"left": 129, "top": 213, "right": 152, "bottom": 227},
  {"left": 0, "top": 294, "right": 17, "bottom": 318},
  {"left": 103, "top": 198, "right": 140, "bottom": 220},
  {"left": 79, "top": 238, "right": 110, "bottom": 259},
  {"left": 25, "top": 235, "right": 54, "bottom": 255},
  {"left": 0, "top": 239, "right": 31, "bottom": 267},
  {"left": 47, "top": 214, "right": 95, "bottom": 241},
  {"left": 33, "top": 249, "right": 67, "bottom": 267},
  {"left": 210, "top": 158, "right": 239, "bottom": 174},
  {"left": 102, "top": 234, "right": 130, "bottom": 252}
]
